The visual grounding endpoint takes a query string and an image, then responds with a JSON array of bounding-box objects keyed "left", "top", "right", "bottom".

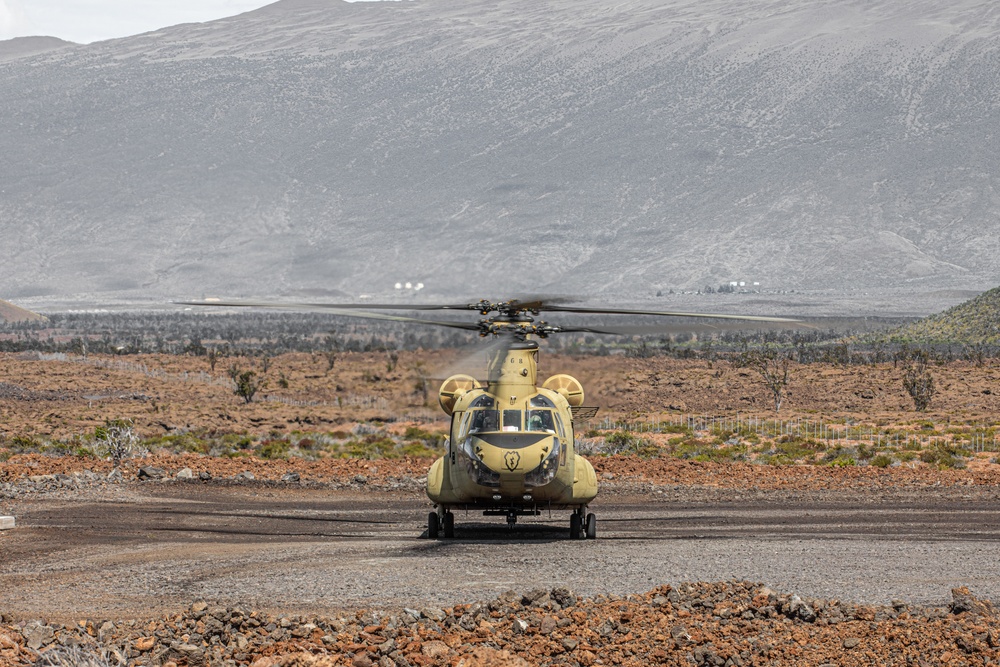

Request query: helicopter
[{"left": 179, "top": 297, "right": 799, "bottom": 539}]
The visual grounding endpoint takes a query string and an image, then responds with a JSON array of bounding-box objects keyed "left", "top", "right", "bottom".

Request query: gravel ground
[
  {"left": 2, "top": 460, "right": 1000, "bottom": 665},
  {"left": 2, "top": 481, "right": 999, "bottom": 617}
]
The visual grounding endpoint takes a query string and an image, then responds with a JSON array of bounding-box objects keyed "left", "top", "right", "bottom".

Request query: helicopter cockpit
[
  {"left": 454, "top": 392, "right": 565, "bottom": 489},
  {"left": 460, "top": 395, "right": 565, "bottom": 438}
]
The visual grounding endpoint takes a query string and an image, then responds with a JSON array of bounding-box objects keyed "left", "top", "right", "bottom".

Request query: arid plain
[{"left": 2, "top": 350, "right": 1000, "bottom": 666}]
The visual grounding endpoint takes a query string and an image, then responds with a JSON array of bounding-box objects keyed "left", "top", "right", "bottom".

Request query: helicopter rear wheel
[
  {"left": 585, "top": 512, "right": 597, "bottom": 539},
  {"left": 442, "top": 510, "right": 455, "bottom": 538},
  {"left": 570, "top": 511, "right": 583, "bottom": 540},
  {"left": 427, "top": 511, "right": 439, "bottom": 539}
]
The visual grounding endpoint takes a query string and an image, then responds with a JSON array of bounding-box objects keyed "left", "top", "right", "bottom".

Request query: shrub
[
  {"left": 829, "top": 456, "right": 857, "bottom": 467},
  {"left": 676, "top": 444, "right": 745, "bottom": 463},
  {"left": 345, "top": 436, "right": 397, "bottom": 459},
  {"left": 822, "top": 447, "right": 859, "bottom": 467},
  {"left": 920, "top": 444, "right": 966, "bottom": 469},
  {"left": 8, "top": 435, "right": 40, "bottom": 452},
  {"left": 228, "top": 364, "right": 266, "bottom": 404},
  {"left": 604, "top": 430, "right": 659, "bottom": 457},
  {"left": 94, "top": 419, "right": 139, "bottom": 467},
  {"left": 903, "top": 357, "right": 935, "bottom": 412},
  {"left": 259, "top": 439, "right": 290, "bottom": 460},
  {"left": 401, "top": 441, "right": 442, "bottom": 458},
  {"left": 870, "top": 454, "right": 893, "bottom": 468},
  {"left": 775, "top": 438, "right": 821, "bottom": 461},
  {"left": 155, "top": 433, "right": 210, "bottom": 454},
  {"left": 222, "top": 433, "right": 256, "bottom": 450}
]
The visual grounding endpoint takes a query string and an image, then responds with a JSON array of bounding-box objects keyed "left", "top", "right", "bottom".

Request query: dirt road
[{"left": 2, "top": 484, "right": 998, "bottom": 623}]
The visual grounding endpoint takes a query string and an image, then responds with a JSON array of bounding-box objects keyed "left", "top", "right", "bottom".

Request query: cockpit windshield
[
  {"left": 461, "top": 404, "right": 557, "bottom": 436},
  {"left": 502, "top": 410, "right": 521, "bottom": 431},
  {"left": 468, "top": 409, "right": 499, "bottom": 433},
  {"left": 526, "top": 409, "right": 555, "bottom": 432}
]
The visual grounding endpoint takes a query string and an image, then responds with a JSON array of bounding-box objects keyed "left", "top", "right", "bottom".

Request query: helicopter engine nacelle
[
  {"left": 438, "top": 374, "right": 481, "bottom": 415},
  {"left": 542, "top": 374, "right": 585, "bottom": 407}
]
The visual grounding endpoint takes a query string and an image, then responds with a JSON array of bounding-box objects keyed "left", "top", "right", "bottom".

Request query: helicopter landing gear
[
  {"left": 428, "top": 509, "right": 455, "bottom": 539},
  {"left": 571, "top": 508, "right": 596, "bottom": 540},
  {"left": 506, "top": 510, "right": 518, "bottom": 530}
]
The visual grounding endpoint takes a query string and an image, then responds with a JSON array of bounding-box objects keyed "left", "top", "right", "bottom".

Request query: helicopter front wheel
[
  {"left": 427, "top": 511, "right": 439, "bottom": 539},
  {"left": 570, "top": 509, "right": 596, "bottom": 540}
]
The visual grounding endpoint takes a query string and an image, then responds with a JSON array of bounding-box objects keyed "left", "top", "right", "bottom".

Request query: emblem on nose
[{"left": 504, "top": 451, "right": 521, "bottom": 471}]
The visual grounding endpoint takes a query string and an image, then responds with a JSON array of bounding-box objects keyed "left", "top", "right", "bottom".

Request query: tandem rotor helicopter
[{"left": 181, "top": 297, "right": 798, "bottom": 539}]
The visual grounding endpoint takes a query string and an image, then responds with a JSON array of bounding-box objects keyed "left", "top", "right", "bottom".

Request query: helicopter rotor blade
[
  {"left": 176, "top": 299, "right": 477, "bottom": 311},
  {"left": 539, "top": 304, "right": 801, "bottom": 324},
  {"left": 554, "top": 319, "right": 806, "bottom": 335},
  {"left": 175, "top": 300, "right": 482, "bottom": 331}
]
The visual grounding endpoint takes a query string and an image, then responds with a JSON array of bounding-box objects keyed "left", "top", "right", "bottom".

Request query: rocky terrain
[
  {"left": 2, "top": 581, "right": 997, "bottom": 667},
  {"left": 3, "top": 349, "right": 1000, "bottom": 665},
  {"left": 4, "top": 449, "right": 1000, "bottom": 497},
  {"left": 2, "top": 450, "right": 1000, "bottom": 666}
]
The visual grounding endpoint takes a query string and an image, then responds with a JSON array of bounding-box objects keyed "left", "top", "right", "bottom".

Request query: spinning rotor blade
[
  {"left": 177, "top": 299, "right": 475, "bottom": 311},
  {"left": 175, "top": 300, "right": 481, "bottom": 331},
  {"left": 539, "top": 304, "right": 801, "bottom": 324},
  {"left": 555, "top": 320, "right": 800, "bottom": 336}
]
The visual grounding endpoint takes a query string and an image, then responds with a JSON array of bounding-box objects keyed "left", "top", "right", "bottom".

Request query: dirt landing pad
[{"left": 1, "top": 485, "right": 998, "bottom": 622}]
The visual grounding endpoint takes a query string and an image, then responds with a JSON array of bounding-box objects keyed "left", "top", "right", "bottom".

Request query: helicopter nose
[{"left": 473, "top": 432, "right": 549, "bottom": 449}]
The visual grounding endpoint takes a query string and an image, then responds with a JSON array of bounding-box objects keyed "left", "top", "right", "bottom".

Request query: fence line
[{"left": 585, "top": 414, "right": 1000, "bottom": 452}]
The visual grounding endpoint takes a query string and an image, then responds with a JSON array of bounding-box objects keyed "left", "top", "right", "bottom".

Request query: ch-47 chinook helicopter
[{"left": 180, "top": 298, "right": 798, "bottom": 539}]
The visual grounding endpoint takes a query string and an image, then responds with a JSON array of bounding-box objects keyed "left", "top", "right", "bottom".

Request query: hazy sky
[{"left": 0, "top": 0, "right": 398, "bottom": 44}]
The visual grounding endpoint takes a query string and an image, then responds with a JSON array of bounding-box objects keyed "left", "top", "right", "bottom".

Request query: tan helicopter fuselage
[{"left": 427, "top": 342, "right": 598, "bottom": 511}]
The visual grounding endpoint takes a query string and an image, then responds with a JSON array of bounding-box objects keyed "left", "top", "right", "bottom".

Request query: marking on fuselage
[{"left": 504, "top": 451, "right": 521, "bottom": 471}]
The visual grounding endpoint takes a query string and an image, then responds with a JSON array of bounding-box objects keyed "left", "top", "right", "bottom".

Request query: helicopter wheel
[
  {"left": 506, "top": 510, "right": 518, "bottom": 530},
  {"left": 570, "top": 511, "right": 583, "bottom": 540},
  {"left": 427, "top": 511, "right": 439, "bottom": 539},
  {"left": 585, "top": 513, "right": 597, "bottom": 539},
  {"left": 442, "top": 510, "right": 455, "bottom": 538}
]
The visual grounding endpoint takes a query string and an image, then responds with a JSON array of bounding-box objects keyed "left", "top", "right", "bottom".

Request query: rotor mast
[{"left": 486, "top": 339, "right": 539, "bottom": 404}]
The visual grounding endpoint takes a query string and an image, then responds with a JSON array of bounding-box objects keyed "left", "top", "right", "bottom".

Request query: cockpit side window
[
  {"left": 553, "top": 413, "right": 568, "bottom": 440},
  {"left": 457, "top": 411, "right": 472, "bottom": 439}
]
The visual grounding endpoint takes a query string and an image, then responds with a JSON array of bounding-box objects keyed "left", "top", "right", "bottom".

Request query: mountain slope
[
  {"left": 885, "top": 286, "right": 1000, "bottom": 344},
  {"left": 0, "top": 36, "right": 75, "bottom": 62},
  {"left": 1, "top": 0, "right": 998, "bottom": 303},
  {"left": 0, "top": 299, "right": 47, "bottom": 323}
]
